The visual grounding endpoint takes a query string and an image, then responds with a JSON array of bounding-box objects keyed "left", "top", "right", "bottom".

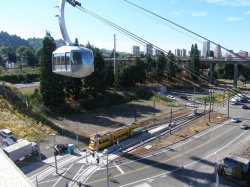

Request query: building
[
  {"left": 175, "top": 48, "right": 181, "bottom": 57},
  {"left": 154, "top": 49, "right": 162, "bottom": 56},
  {"left": 239, "top": 50, "right": 248, "bottom": 58},
  {"left": 0, "top": 150, "right": 33, "bottom": 187},
  {"left": 202, "top": 41, "right": 210, "bottom": 57},
  {"left": 132, "top": 45, "right": 140, "bottom": 56},
  {"left": 214, "top": 44, "right": 222, "bottom": 59},
  {"left": 144, "top": 44, "right": 153, "bottom": 56},
  {"left": 182, "top": 49, "right": 187, "bottom": 57}
]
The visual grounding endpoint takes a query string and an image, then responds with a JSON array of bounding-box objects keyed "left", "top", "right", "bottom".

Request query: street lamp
[
  {"left": 49, "top": 133, "right": 56, "bottom": 146},
  {"left": 208, "top": 89, "right": 213, "bottom": 122},
  {"left": 103, "top": 149, "right": 109, "bottom": 187},
  {"left": 83, "top": 149, "right": 88, "bottom": 163}
]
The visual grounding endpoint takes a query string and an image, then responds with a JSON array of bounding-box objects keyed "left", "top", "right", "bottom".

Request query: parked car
[
  {"left": 53, "top": 144, "right": 68, "bottom": 155},
  {"left": 185, "top": 103, "right": 197, "bottom": 108},
  {"left": 0, "top": 129, "right": 13, "bottom": 138},
  {"left": 180, "top": 95, "right": 188, "bottom": 100},
  {"left": 242, "top": 104, "right": 249, "bottom": 109},
  {"left": 240, "top": 124, "right": 249, "bottom": 130},
  {"left": 2, "top": 137, "right": 16, "bottom": 146},
  {"left": 231, "top": 118, "right": 241, "bottom": 123}
]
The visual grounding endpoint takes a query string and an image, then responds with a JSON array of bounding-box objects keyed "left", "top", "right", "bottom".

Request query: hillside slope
[{"left": 0, "top": 82, "right": 54, "bottom": 141}]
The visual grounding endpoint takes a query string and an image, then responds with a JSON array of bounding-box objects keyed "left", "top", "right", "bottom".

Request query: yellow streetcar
[{"left": 88, "top": 122, "right": 141, "bottom": 151}]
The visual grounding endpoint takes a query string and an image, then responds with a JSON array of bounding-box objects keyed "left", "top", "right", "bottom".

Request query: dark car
[
  {"left": 180, "top": 95, "right": 188, "bottom": 100},
  {"left": 53, "top": 144, "right": 68, "bottom": 154},
  {"left": 242, "top": 104, "right": 249, "bottom": 109}
]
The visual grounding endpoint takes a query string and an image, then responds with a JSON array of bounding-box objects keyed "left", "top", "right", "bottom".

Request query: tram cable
[
  {"left": 76, "top": 6, "right": 212, "bottom": 86},
  {"left": 122, "top": 0, "right": 249, "bottom": 62},
  {"left": 67, "top": 0, "right": 242, "bottom": 97}
]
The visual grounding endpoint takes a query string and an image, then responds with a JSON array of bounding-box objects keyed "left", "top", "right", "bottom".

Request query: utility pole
[
  {"left": 170, "top": 109, "right": 172, "bottom": 135},
  {"left": 193, "top": 87, "right": 196, "bottom": 109},
  {"left": 223, "top": 89, "right": 225, "bottom": 107},
  {"left": 227, "top": 89, "right": 230, "bottom": 118},
  {"left": 103, "top": 149, "right": 109, "bottom": 187},
  {"left": 76, "top": 122, "right": 79, "bottom": 147},
  {"left": 153, "top": 99, "right": 156, "bottom": 125},
  {"left": 114, "top": 34, "right": 116, "bottom": 76},
  {"left": 204, "top": 100, "right": 206, "bottom": 116},
  {"left": 209, "top": 90, "right": 212, "bottom": 122},
  {"left": 212, "top": 90, "right": 214, "bottom": 112}
]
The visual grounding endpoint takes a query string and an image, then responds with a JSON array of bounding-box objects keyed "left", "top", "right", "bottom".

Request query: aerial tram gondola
[{"left": 52, "top": 0, "right": 94, "bottom": 78}]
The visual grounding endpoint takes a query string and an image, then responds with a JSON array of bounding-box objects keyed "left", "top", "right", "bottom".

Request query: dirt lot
[{"left": 53, "top": 99, "right": 189, "bottom": 139}]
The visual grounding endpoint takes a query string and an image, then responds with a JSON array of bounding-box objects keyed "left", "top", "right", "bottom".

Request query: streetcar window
[{"left": 89, "top": 140, "right": 95, "bottom": 145}]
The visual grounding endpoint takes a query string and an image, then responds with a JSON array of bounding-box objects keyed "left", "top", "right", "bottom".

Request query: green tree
[
  {"left": 209, "top": 50, "right": 214, "bottom": 58},
  {"left": 134, "top": 57, "right": 146, "bottom": 84},
  {"left": 16, "top": 46, "right": 28, "bottom": 63},
  {"left": 25, "top": 49, "right": 38, "bottom": 66},
  {"left": 190, "top": 44, "right": 200, "bottom": 82},
  {"left": 166, "top": 50, "right": 178, "bottom": 80},
  {"left": 35, "top": 47, "right": 43, "bottom": 64},
  {"left": 74, "top": 38, "right": 79, "bottom": 46},
  {"left": 40, "top": 31, "right": 65, "bottom": 106},
  {"left": 64, "top": 77, "right": 82, "bottom": 98},
  {"left": 84, "top": 43, "right": 107, "bottom": 94}
]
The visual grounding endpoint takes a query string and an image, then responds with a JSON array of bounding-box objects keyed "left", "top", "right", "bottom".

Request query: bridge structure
[
  {"left": 180, "top": 58, "right": 250, "bottom": 88},
  {"left": 105, "top": 57, "right": 250, "bottom": 88}
]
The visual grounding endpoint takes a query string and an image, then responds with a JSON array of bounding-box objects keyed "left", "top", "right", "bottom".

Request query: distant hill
[
  {"left": 0, "top": 31, "right": 65, "bottom": 51},
  {"left": 0, "top": 30, "right": 127, "bottom": 54},
  {"left": 0, "top": 31, "right": 31, "bottom": 50}
]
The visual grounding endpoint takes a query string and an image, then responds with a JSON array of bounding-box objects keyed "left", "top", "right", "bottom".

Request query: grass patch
[{"left": 19, "top": 86, "right": 39, "bottom": 96}]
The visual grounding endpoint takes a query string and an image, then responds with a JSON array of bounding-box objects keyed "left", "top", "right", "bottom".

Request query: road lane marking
[
  {"left": 37, "top": 179, "right": 58, "bottom": 185},
  {"left": 119, "top": 129, "right": 248, "bottom": 187},
  {"left": 86, "top": 125, "right": 245, "bottom": 186},
  {"left": 99, "top": 121, "right": 226, "bottom": 170},
  {"left": 113, "top": 162, "right": 125, "bottom": 174},
  {"left": 69, "top": 164, "right": 92, "bottom": 186},
  {"left": 29, "top": 155, "right": 73, "bottom": 180},
  {"left": 96, "top": 121, "right": 228, "bottom": 172},
  {"left": 52, "top": 163, "right": 73, "bottom": 187},
  {"left": 29, "top": 155, "right": 83, "bottom": 183}
]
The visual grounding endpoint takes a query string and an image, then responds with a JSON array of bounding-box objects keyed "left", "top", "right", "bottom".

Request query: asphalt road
[
  {"left": 23, "top": 103, "right": 250, "bottom": 187},
  {"left": 86, "top": 118, "right": 249, "bottom": 187}
]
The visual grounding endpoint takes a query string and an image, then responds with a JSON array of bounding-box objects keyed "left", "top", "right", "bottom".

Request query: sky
[{"left": 0, "top": 0, "right": 250, "bottom": 54}]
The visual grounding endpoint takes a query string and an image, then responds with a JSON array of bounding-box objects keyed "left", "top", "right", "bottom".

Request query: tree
[
  {"left": 74, "top": 38, "right": 79, "bottom": 46},
  {"left": 40, "top": 31, "right": 65, "bottom": 106},
  {"left": 238, "top": 75, "right": 246, "bottom": 87},
  {"left": 35, "top": 47, "right": 43, "bottom": 64},
  {"left": 110, "top": 49, "right": 119, "bottom": 58},
  {"left": 209, "top": 50, "right": 214, "bottom": 58},
  {"left": 16, "top": 46, "right": 28, "bottom": 62},
  {"left": 64, "top": 77, "right": 82, "bottom": 98},
  {"left": 154, "top": 52, "right": 166, "bottom": 81},
  {"left": 190, "top": 44, "right": 200, "bottom": 82},
  {"left": 134, "top": 57, "right": 146, "bottom": 84},
  {"left": 84, "top": 43, "right": 107, "bottom": 94},
  {"left": 166, "top": 50, "right": 179, "bottom": 80},
  {"left": 25, "top": 49, "right": 38, "bottom": 66}
]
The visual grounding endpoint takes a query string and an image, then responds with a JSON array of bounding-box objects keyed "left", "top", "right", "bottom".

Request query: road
[
  {"left": 86, "top": 119, "right": 249, "bottom": 187},
  {"left": 15, "top": 81, "right": 39, "bottom": 88},
  {"left": 23, "top": 103, "right": 250, "bottom": 187}
]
